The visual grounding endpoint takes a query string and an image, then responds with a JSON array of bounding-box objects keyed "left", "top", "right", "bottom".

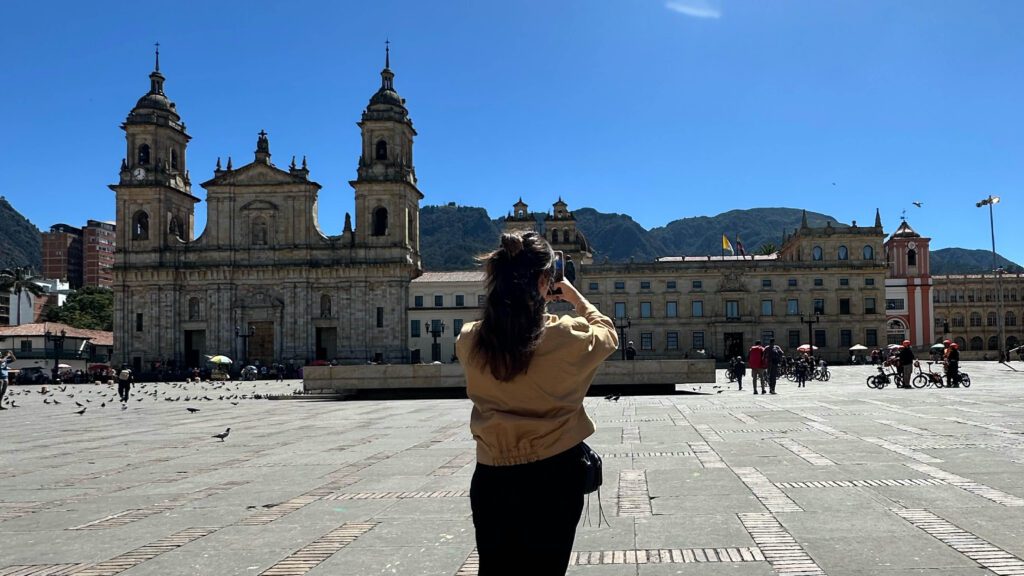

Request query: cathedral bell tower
[
  {"left": 350, "top": 43, "right": 423, "bottom": 266},
  {"left": 109, "top": 45, "right": 198, "bottom": 257}
]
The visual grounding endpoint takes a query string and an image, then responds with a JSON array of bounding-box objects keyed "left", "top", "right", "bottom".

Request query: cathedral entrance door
[
  {"left": 184, "top": 330, "right": 205, "bottom": 369},
  {"left": 724, "top": 332, "right": 744, "bottom": 360},
  {"left": 315, "top": 327, "right": 337, "bottom": 361},
  {"left": 247, "top": 321, "right": 275, "bottom": 365}
]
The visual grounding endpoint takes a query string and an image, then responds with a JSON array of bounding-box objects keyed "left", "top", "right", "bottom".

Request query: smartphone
[{"left": 549, "top": 251, "right": 564, "bottom": 295}]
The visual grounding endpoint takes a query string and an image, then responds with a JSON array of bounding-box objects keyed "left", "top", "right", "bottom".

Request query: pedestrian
[
  {"left": 946, "top": 342, "right": 960, "bottom": 388},
  {"left": 897, "top": 340, "right": 915, "bottom": 388},
  {"left": 456, "top": 231, "right": 618, "bottom": 575},
  {"left": 795, "top": 358, "right": 808, "bottom": 388},
  {"left": 748, "top": 340, "right": 765, "bottom": 394},
  {"left": 763, "top": 339, "right": 783, "bottom": 394},
  {"left": 734, "top": 356, "right": 746, "bottom": 391},
  {"left": 625, "top": 341, "right": 637, "bottom": 361},
  {"left": 0, "top": 350, "right": 15, "bottom": 410},
  {"left": 117, "top": 364, "right": 134, "bottom": 406}
]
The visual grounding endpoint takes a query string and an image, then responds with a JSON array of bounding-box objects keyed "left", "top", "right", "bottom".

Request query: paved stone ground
[{"left": 2, "top": 362, "right": 1023, "bottom": 576}]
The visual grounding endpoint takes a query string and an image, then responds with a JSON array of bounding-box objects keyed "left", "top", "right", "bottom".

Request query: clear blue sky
[{"left": 2, "top": 0, "right": 1022, "bottom": 263}]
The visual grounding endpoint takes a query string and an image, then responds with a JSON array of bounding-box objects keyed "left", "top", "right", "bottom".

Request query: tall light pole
[
  {"left": 614, "top": 316, "right": 631, "bottom": 360},
  {"left": 976, "top": 196, "right": 1005, "bottom": 360},
  {"left": 800, "top": 315, "right": 820, "bottom": 359}
]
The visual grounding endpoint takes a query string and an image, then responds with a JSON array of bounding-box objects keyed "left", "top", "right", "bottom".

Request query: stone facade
[
  {"left": 407, "top": 271, "right": 486, "bottom": 363},
  {"left": 110, "top": 50, "right": 423, "bottom": 372}
]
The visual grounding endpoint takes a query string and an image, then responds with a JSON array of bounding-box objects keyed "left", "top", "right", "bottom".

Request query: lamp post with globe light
[{"left": 976, "top": 196, "right": 1005, "bottom": 360}]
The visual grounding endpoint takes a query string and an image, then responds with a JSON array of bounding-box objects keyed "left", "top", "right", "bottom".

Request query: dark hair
[{"left": 472, "top": 231, "right": 554, "bottom": 381}]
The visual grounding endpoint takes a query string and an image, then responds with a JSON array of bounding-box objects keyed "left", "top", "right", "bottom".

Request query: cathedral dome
[{"left": 134, "top": 91, "right": 176, "bottom": 113}]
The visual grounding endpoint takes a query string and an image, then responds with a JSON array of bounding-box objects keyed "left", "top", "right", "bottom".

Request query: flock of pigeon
[{"left": 1, "top": 380, "right": 299, "bottom": 442}]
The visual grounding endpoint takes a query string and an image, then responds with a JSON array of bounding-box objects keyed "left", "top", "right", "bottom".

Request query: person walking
[
  {"left": 0, "top": 350, "right": 15, "bottom": 410},
  {"left": 748, "top": 340, "right": 765, "bottom": 394},
  {"left": 625, "top": 341, "right": 637, "bottom": 361},
  {"left": 117, "top": 364, "right": 134, "bottom": 407},
  {"left": 763, "top": 339, "right": 783, "bottom": 394},
  {"left": 795, "top": 357, "right": 808, "bottom": 388},
  {"left": 897, "top": 340, "right": 915, "bottom": 389},
  {"left": 946, "top": 342, "right": 960, "bottom": 388},
  {"left": 734, "top": 356, "right": 746, "bottom": 391},
  {"left": 456, "top": 231, "right": 618, "bottom": 575}
]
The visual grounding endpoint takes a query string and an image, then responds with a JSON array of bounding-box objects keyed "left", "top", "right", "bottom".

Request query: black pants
[
  {"left": 471, "top": 444, "right": 585, "bottom": 576},
  {"left": 0, "top": 377, "right": 7, "bottom": 405},
  {"left": 118, "top": 382, "right": 131, "bottom": 402},
  {"left": 767, "top": 366, "right": 778, "bottom": 392}
]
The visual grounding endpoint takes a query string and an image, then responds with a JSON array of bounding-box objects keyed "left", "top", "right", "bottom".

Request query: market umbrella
[
  {"left": 849, "top": 344, "right": 868, "bottom": 352},
  {"left": 797, "top": 344, "right": 818, "bottom": 353},
  {"left": 207, "top": 355, "right": 233, "bottom": 365},
  {"left": 886, "top": 344, "right": 902, "bottom": 350},
  {"left": 57, "top": 363, "right": 72, "bottom": 369},
  {"left": 930, "top": 343, "right": 947, "bottom": 351}
]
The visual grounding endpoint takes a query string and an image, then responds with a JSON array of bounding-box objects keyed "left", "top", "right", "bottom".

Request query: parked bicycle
[
  {"left": 911, "top": 361, "right": 945, "bottom": 388},
  {"left": 867, "top": 364, "right": 901, "bottom": 389}
]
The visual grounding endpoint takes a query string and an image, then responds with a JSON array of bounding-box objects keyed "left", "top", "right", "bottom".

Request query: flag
[
  {"left": 736, "top": 235, "right": 746, "bottom": 256},
  {"left": 722, "top": 234, "right": 734, "bottom": 254}
]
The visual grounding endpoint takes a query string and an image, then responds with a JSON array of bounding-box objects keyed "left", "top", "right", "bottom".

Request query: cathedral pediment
[
  {"left": 201, "top": 161, "right": 315, "bottom": 188},
  {"left": 241, "top": 199, "right": 278, "bottom": 212}
]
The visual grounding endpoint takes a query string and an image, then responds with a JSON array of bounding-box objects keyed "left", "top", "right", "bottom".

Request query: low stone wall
[{"left": 303, "top": 359, "right": 715, "bottom": 394}]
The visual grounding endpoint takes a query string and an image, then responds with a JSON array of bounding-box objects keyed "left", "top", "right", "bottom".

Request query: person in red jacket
[{"left": 748, "top": 340, "right": 766, "bottom": 395}]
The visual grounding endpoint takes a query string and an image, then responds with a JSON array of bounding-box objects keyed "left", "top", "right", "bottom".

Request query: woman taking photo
[{"left": 455, "top": 231, "right": 618, "bottom": 575}]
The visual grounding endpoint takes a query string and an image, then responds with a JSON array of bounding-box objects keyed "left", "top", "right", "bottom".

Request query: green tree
[
  {"left": 757, "top": 243, "right": 778, "bottom": 256},
  {"left": 41, "top": 287, "right": 113, "bottom": 331},
  {"left": 0, "top": 267, "right": 46, "bottom": 325}
]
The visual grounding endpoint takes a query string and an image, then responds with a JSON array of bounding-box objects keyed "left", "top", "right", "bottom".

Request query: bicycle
[
  {"left": 866, "top": 365, "right": 899, "bottom": 389},
  {"left": 911, "top": 361, "right": 944, "bottom": 388}
]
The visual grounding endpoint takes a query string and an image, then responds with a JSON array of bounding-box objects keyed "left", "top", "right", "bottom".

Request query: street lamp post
[
  {"left": 976, "top": 196, "right": 1005, "bottom": 360},
  {"left": 235, "top": 325, "right": 255, "bottom": 367},
  {"left": 800, "top": 315, "right": 820, "bottom": 359},
  {"left": 614, "top": 316, "right": 631, "bottom": 360},
  {"left": 428, "top": 321, "right": 446, "bottom": 362},
  {"left": 44, "top": 329, "right": 67, "bottom": 383}
]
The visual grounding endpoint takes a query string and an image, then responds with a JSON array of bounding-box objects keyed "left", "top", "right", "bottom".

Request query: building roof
[
  {"left": 656, "top": 254, "right": 779, "bottom": 263},
  {"left": 889, "top": 220, "right": 921, "bottom": 239},
  {"left": 0, "top": 322, "right": 113, "bottom": 346},
  {"left": 413, "top": 271, "right": 486, "bottom": 283}
]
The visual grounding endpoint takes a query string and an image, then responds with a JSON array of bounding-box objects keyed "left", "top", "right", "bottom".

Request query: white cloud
[{"left": 665, "top": 0, "right": 721, "bottom": 19}]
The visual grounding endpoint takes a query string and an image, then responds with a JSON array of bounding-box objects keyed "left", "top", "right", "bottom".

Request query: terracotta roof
[
  {"left": 0, "top": 322, "right": 113, "bottom": 346},
  {"left": 413, "top": 271, "right": 486, "bottom": 283}
]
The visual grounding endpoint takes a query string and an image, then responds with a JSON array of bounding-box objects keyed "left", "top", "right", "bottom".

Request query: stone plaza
[{"left": 2, "top": 362, "right": 1023, "bottom": 575}]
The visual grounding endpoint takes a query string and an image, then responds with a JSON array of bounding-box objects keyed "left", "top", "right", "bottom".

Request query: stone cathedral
[{"left": 110, "top": 50, "right": 423, "bottom": 371}]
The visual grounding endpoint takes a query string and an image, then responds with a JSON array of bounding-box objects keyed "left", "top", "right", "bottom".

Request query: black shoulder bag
[{"left": 580, "top": 442, "right": 609, "bottom": 527}]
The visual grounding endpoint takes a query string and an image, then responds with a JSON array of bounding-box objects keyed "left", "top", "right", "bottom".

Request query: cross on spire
[{"left": 155, "top": 42, "right": 160, "bottom": 71}]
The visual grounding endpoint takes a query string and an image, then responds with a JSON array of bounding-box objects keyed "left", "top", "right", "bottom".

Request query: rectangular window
[
  {"left": 839, "top": 298, "right": 851, "bottom": 315},
  {"left": 692, "top": 280, "right": 703, "bottom": 290},
  {"left": 434, "top": 295, "right": 444, "bottom": 307},
  {"left": 640, "top": 332, "right": 653, "bottom": 350},
  {"left": 692, "top": 331, "right": 705, "bottom": 350},
  {"left": 762, "top": 279, "right": 772, "bottom": 289},
  {"left": 814, "top": 278, "right": 824, "bottom": 287},
  {"left": 788, "top": 278, "right": 798, "bottom": 287},
  {"left": 865, "top": 297, "right": 877, "bottom": 314},
  {"left": 787, "top": 299, "right": 799, "bottom": 315},
  {"left": 726, "top": 300, "right": 740, "bottom": 319},
  {"left": 865, "top": 278, "right": 875, "bottom": 286},
  {"left": 813, "top": 299, "right": 825, "bottom": 315},
  {"left": 614, "top": 281, "right": 626, "bottom": 290},
  {"left": 455, "top": 294, "right": 465, "bottom": 307},
  {"left": 814, "top": 329, "right": 827, "bottom": 348},
  {"left": 667, "top": 331, "right": 679, "bottom": 350},
  {"left": 886, "top": 298, "right": 905, "bottom": 311},
  {"left": 453, "top": 319, "right": 464, "bottom": 334},
  {"left": 640, "top": 281, "right": 651, "bottom": 290},
  {"left": 410, "top": 320, "right": 421, "bottom": 338},
  {"left": 866, "top": 329, "right": 878, "bottom": 347},
  {"left": 788, "top": 330, "right": 801, "bottom": 349},
  {"left": 692, "top": 300, "right": 704, "bottom": 317},
  {"left": 666, "top": 280, "right": 677, "bottom": 290},
  {"left": 640, "top": 302, "right": 652, "bottom": 318},
  {"left": 761, "top": 329, "right": 775, "bottom": 344},
  {"left": 20, "top": 339, "right": 32, "bottom": 352},
  {"left": 614, "top": 302, "right": 627, "bottom": 319},
  {"left": 840, "top": 278, "right": 849, "bottom": 286},
  {"left": 414, "top": 295, "right": 423, "bottom": 308},
  {"left": 376, "top": 307, "right": 384, "bottom": 328},
  {"left": 840, "top": 329, "right": 852, "bottom": 348},
  {"left": 135, "top": 313, "right": 143, "bottom": 332},
  {"left": 588, "top": 282, "right": 599, "bottom": 291},
  {"left": 761, "top": 299, "right": 773, "bottom": 316},
  {"left": 430, "top": 319, "right": 443, "bottom": 334},
  {"left": 666, "top": 301, "right": 678, "bottom": 318},
  {"left": 477, "top": 294, "right": 485, "bottom": 306}
]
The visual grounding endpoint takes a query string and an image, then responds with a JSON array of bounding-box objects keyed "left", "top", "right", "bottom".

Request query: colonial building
[
  {"left": 408, "top": 271, "right": 486, "bottom": 363},
  {"left": 110, "top": 49, "right": 423, "bottom": 371},
  {"left": 883, "top": 220, "right": 934, "bottom": 346}
]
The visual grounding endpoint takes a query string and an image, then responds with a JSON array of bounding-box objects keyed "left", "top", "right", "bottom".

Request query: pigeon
[
  {"left": 913, "top": 201, "right": 923, "bottom": 208},
  {"left": 75, "top": 407, "right": 87, "bottom": 415},
  {"left": 187, "top": 407, "right": 200, "bottom": 413},
  {"left": 75, "top": 401, "right": 84, "bottom": 407},
  {"left": 212, "top": 428, "right": 231, "bottom": 441},
  {"left": 101, "top": 402, "right": 106, "bottom": 408}
]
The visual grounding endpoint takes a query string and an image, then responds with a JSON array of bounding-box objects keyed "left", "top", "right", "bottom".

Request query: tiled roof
[
  {"left": 0, "top": 322, "right": 113, "bottom": 346},
  {"left": 413, "top": 271, "right": 486, "bottom": 283}
]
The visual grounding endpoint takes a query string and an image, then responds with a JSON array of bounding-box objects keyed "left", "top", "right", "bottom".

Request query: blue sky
[{"left": 2, "top": 0, "right": 1022, "bottom": 263}]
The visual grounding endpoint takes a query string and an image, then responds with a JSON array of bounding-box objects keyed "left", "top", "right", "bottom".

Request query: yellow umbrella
[{"left": 207, "top": 355, "right": 233, "bottom": 365}]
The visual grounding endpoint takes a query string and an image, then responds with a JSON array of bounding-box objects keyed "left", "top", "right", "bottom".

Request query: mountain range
[{"left": 0, "top": 200, "right": 1018, "bottom": 276}]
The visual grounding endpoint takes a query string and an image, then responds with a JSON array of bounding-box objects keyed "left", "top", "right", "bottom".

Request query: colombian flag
[{"left": 722, "top": 234, "right": 734, "bottom": 254}]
